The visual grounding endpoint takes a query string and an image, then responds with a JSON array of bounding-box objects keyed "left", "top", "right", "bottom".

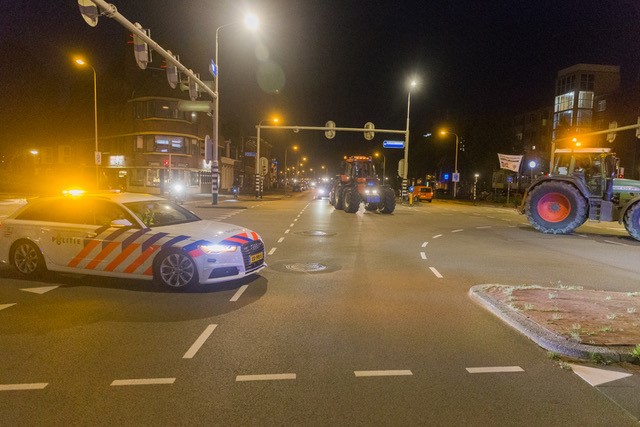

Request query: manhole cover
[
  {"left": 284, "top": 263, "right": 328, "bottom": 272},
  {"left": 296, "top": 230, "right": 336, "bottom": 237}
]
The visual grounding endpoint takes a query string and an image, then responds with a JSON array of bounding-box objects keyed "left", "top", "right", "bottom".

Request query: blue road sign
[{"left": 383, "top": 140, "right": 404, "bottom": 149}]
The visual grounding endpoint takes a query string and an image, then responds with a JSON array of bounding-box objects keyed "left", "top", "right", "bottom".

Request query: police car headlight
[
  {"left": 199, "top": 244, "right": 238, "bottom": 254},
  {"left": 372, "top": 189, "right": 379, "bottom": 195}
]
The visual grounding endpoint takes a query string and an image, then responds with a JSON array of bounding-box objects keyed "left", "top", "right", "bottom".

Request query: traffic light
[{"left": 163, "top": 159, "right": 170, "bottom": 168}]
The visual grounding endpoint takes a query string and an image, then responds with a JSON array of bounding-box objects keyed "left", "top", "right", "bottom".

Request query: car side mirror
[{"left": 111, "top": 219, "right": 133, "bottom": 228}]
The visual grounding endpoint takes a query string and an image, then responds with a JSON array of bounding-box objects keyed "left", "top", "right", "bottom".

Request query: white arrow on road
[{"left": 0, "top": 303, "right": 16, "bottom": 311}]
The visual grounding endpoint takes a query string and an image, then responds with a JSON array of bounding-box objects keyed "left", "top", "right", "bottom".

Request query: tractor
[
  {"left": 329, "top": 156, "right": 396, "bottom": 214},
  {"left": 521, "top": 147, "right": 640, "bottom": 240}
]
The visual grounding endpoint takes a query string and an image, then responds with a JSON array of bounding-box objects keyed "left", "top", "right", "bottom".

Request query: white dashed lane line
[
  {"left": 421, "top": 242, "right": 428, "bottom": 248},
  {"left": 433, "top": 234, "right": 442, "bottom": 239},
  {"left": 0, "top": 383, "right": 48, "bottom": 391},
  {"left": 429, "top": 267, "right": 443, "bottom": 279},
  {"left": 451, "top": 229, "right": 463, "bottom": 233},
  {"left": 111, "top": 378, "right": 176, "bottom": 386},
  {"left": 354, "top": 370, "right": 413, "bottom": 377},
  {"left": 466, "top": 366, "right": 524, "bottom": 374},
  {"left": 236, "top": 374, "right": 296, "bottom": 382},
  {"left": 420, "top": 252, "right": 427, "bottom": 260},
  {"left": 277, "top": 237, "right": 285, "bottom": 243},
  {"left": 476, "top": 226, "right": 492, "bottom": 229},
  {"left": 268, "top": 248, "right": 277, "bottom": 255},
  {"left": 183, "top": 324, "right": 218, "bottom": 358},
  {"left": 230, "top": 285, "right": 249, "bottom": 302},
  {"left": 284, "top": 229, "right": 290, "bottom": 234}
]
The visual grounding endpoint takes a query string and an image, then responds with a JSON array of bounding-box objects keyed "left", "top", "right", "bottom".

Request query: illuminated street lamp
[
  {"left": 213, "top": 12, "right": 259, "bottom": 204},
  {"left": 402, "top": 79, "right": 418, "bottom": 200},
  {"left": 374, "top": 152, "right": 386, "bottom": 181},
  {"left": 73, "top": 57, "right": 99, "bottom": 187},
  {"left": 439, "top": 130, "right": 460, "bottom": 198},
  {"left": 529, "top": 160, "right": 537, "bottom": 181}
]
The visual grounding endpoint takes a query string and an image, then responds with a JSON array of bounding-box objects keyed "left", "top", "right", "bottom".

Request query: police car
[{"left": 0, "top": 191, "right": 266, "bottom": 289}]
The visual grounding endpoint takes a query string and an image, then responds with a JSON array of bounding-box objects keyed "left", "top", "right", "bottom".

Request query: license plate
[{"left": 250, "top": 252, "right": 264, "bottom": 263}]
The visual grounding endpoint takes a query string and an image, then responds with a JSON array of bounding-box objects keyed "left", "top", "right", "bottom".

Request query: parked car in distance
[
  {"left": 412, "top": 186, "right": 433, "bottom": 202},
  {"left": 314, "top": 179, "right": 332, "bottom": 199}
]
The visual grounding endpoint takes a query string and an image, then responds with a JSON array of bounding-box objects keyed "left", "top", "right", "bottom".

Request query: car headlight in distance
[{"left": 199, "top": 244, "right": 238, "bottom": 254}]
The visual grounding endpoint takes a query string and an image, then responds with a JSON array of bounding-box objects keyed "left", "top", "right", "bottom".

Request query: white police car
[{"left": 0, "top": 191, "right": 266, "bottom": 289}]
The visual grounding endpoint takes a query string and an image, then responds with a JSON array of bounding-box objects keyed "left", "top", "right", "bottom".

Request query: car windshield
[{"left": 124, "top": 200, "right": 201, "bottom": 228}]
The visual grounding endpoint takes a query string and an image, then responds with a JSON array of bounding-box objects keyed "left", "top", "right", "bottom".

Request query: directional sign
[
  {"left": 209, "top": 59, "right": 218, "bottom": 77},
  {"left": 452, "top": 173, "right": 460, "bottom": 183},
  {"left": 78, "top": 0, "right": 99, "bottom": 27},
  {"left": 325, "top": 121, "right": 336, "bottom": 139},
  {"left": 383, "top": 140, "right": 404, "bottom": 149}
]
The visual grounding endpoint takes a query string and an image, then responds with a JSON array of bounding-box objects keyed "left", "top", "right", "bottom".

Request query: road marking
[
  {"left": 236, "top": 374, "right": 296, "bottom": 382},
  {"left": 277, "top": 237, "right": 285, "bottom": 243},
  {"left": 230, "top": 285, "right": 249, "bottom": 302},
  {"left": 572, "top": 233, "right": 588, "bottom": 238},
  {"left": 604, "top": 240, "right": 626, "bottom": 246},
  {"left": 354, "top": 370, "right": 413, "bottom": 377},
  {"left": 421, "top": 242, "right": 428, "bottom": 248},
  {"left": 293, "top": 219, "right": 298, "bottom": 222},
  {"left": 569, "top": 364, "right": 632, "bottom": 386},
  {"left": 296, "top": 214, "right": 301, "bottom": 218},
  {"left": 0, "top": 303, "right": 16, "bottom": 311},
  {"left": 290, "top": 223, "right": 295, "bottom": 227},
  {"left": 268, "top": 248, "right": 277, "bottom": 255},
  {"left": 466, "top": 366, "right": 524, "bottom": 374},
  {"left": 433, "top": 234, "right": 442, "bottom": 239},
  {"left": 452, "top": 229, "right": 463, "bottom": 233},
  {"left": 0, "top": 383, "right": 48, "bottom": 391},
  {"left": 183, "top": 324, "right": 218, "bottom": 358},
  {"left": 285, "top": 229, "right": 290, "bottom": 234},
  {"left": 429, "top": 267, "right": 443, "bottom": 278},
  {"left": 420, "top": 252, "right": 427, "bottom": 260},
  {"left": 111, "top": 378, "right": 176, "bottom": 386},
  {"left": 476, "top": 226, "right": 492, "bottom": 229},
  {"left": 20, "top": 286, "right": 58, "bottom": 295}
]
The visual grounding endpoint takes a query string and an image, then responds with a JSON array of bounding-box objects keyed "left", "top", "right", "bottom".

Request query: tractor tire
[
  {"left": 331, "top": 184, "right": 344, "bottom": 210},
  {"left": 343, "top": 187, "right": 360, "bottom": 213},
  {"left": 378, "top": 188, "right": 396, "bottom": 214},
  {"left": 525, "top": 181, "right": 587, "bottom": 234},
  {"left": 623, "top": 202, "right": 640, "bottom": 241}
]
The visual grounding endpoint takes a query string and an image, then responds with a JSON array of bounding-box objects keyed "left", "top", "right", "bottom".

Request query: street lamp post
[
  {"left": 213, "top": 13, "right": 259, "bottom": 205},
  {"left": 402, "top": 80, "right": 417, "bottom": 201},
  {"left": 74, "top": 58, "right": 99, "bottom": 188},
  {"left": 374, "top": 152, "right": 386, "bottom": 181},
  {"left": 440, "top": 130, "right": 460, "bottom": 198}
]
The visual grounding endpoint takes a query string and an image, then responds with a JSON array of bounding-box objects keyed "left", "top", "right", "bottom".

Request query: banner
[{"left": 497, "top": 153, "right": 523, "bottom": 172}]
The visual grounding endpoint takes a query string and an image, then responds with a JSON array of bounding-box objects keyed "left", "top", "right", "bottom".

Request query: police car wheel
[
  {"left": 11, "top": 240, "right": 46, "bottom": 276},
  {"left": 154, "top": 249, "right": 198, "bottom": 289}
]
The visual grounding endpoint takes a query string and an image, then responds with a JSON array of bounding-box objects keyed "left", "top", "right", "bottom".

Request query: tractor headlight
[{"left": 199, "top": 244, "right": 238, "bottom": 254}]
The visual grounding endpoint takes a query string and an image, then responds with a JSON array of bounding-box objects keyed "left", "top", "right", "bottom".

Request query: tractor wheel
[
  {"left": 332, "top": 184, "right": 344, "bottom": 210},
  {"left": 525, "top": 181, "right": 587, "bottom": 234},
  {"left": 378, "top": 188, "right": 396, "bottom": 214},
  {"left": 623, "top": 202, "right": 640, "bottom": 241},
  {"left": 343, "top": 187, "right": 359, "bottom": 213}
]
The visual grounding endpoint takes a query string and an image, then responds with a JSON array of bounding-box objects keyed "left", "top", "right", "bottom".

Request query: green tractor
[{"left": 521, "top": 148, "right": 640, "bottom": 240}]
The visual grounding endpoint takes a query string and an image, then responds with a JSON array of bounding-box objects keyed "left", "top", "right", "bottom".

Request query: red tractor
[{"left": 329, "top": 156, "right": 396, "bottom": 214}]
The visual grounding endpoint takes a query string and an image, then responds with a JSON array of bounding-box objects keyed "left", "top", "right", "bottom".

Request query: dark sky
[{"left": 2, "top": 0, "right": 640, "bottom": 178}]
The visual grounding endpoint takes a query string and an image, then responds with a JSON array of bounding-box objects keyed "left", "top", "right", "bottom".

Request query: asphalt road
[{"left": 0, "top": 193, "right": 638, "bottom": 425}]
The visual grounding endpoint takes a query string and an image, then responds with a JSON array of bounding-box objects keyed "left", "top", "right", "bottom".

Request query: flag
[{"left": 497, "top": 154, "right": 523, "bottom": 172}]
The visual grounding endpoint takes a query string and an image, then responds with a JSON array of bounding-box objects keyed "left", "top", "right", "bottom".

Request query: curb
[{"left": 469, "top": 284, "right": 636, "bottom": 362}]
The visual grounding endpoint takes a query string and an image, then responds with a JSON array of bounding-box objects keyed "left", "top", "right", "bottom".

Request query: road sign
[
  {"left": 244, "top": 152, "right": 256, "bottom": 157},
  {"left": 383, "top": 140, "right": 404, "bottom": 149},
  {"left": 607, "top": 121, "right": 617, "bottom": 143},
  {"left": 364, "top": 122, "right": 375, "bottom": 140},
  {"left": 132, "top": 23, "right": 152, "bottom": 70},
  {"left": 95, "top": 151, "right": 102, "bottom": 166},
  {"left": 452, "top": 173, "right": 460, "bottom": 183},
  {"left": 325, "top": 121, "right": 336, "bottom": 139},
  {"left": 209, "top": 59, "right": 218, "bottom": 77},
  {"left": 398, "top": 159, "right": 405, "bottom": 177}
]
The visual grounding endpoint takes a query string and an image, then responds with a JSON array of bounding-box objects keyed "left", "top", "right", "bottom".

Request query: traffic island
[{"left": 469, "top": 284, "right": 640, "bottom": 362}]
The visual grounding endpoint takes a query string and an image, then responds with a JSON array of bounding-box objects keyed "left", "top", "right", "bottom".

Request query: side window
[
  {"left": 90, "top": 200, "right": 136, "bottom": 226},
  {"left": 16, "top": 199, "right": 93, "bottom": 224}
]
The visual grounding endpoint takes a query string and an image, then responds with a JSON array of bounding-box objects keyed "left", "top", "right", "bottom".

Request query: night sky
[{"left": 2, "top": 0, "right": 640, "bottom": 180}]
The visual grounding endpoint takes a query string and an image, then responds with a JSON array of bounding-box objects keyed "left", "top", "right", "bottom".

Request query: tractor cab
[{"left": 551, "top": 148, "right": 617, "bottom": 200}]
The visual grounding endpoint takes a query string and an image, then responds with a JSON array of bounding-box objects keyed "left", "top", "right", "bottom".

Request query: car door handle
[
  {"left": 86, "top": 233, "right": 97, "bottom": 238},
  {"left": 41, "top": 228, "right": 50, "bottom": 233}
]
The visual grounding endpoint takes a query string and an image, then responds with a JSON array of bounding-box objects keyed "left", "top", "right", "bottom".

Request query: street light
[
  {"left": 73, "top": 57, "right": 99, "bottom": 187},
  {"left": 213, "top": 13, "right": 259, "bottom": 204},
  {"left": 529, "top": 160, "right": 537, "bottom": 181},
  {"left": 374, "top": 152, "right": 386, "bottom": 181},
  {"left": 402, "top": 79, "right": 417, "bottom": 200},
  {"left": 473, "top": 173, "right": 479, "bottom": 202},
  {"left": 284, "top": 144, "right": 298, "bottom": 195},
  {"left": 440, "top": 130, "right": 460, "bottom": 198}
]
